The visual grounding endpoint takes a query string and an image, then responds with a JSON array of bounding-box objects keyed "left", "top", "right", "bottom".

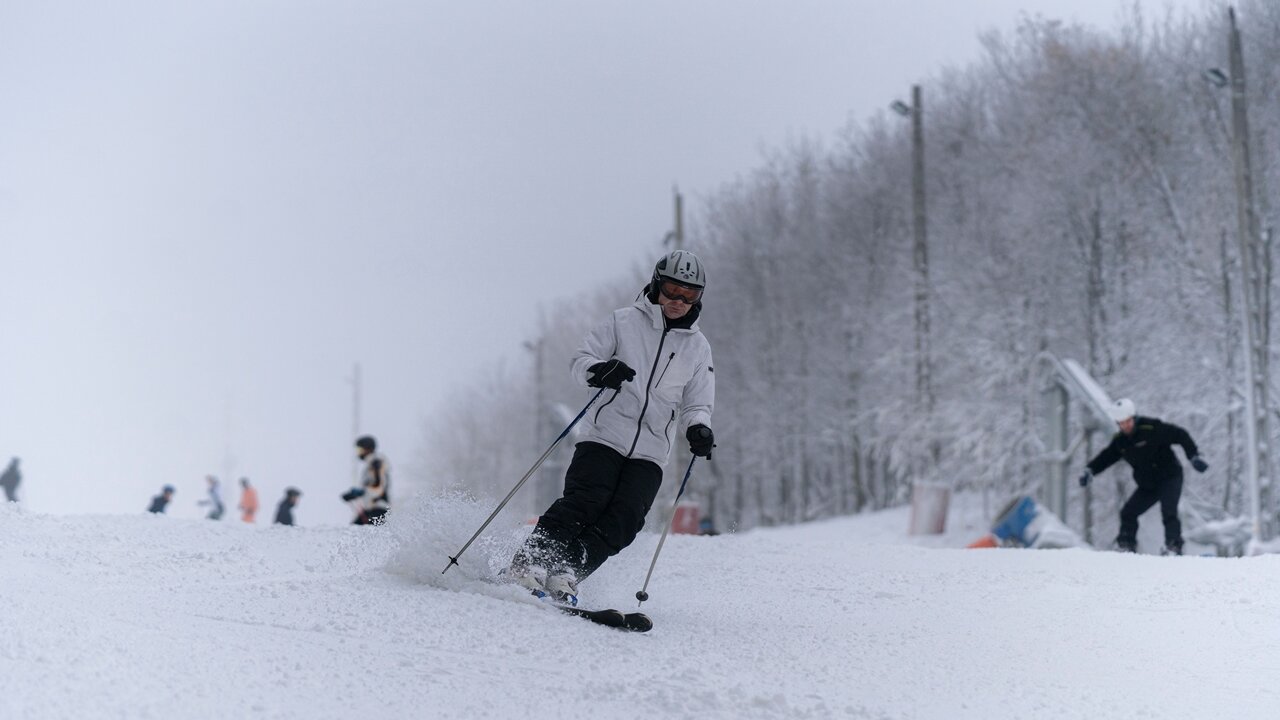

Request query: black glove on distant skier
[
  {"left": 1078, "top": 470, "right": 1092, "bottom": 488},
  {"left": 341, "top": 487, "right": 365, "bottom": 502},
  {"left": 1190, "top": 456, "right": 1209, "bottom": 473},
  {"left": 587, "top": 359, "right": 636, "bottom": 390},
  {"left": 687, "top": 424, "right": 715, "bottom": 459}
]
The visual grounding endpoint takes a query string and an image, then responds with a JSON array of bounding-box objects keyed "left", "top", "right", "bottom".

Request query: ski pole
[
  {"left": 635, "top": 444, "right": 703, "bottom": 607},
  {"left": 443, "top": 387, "right": 606, "bottom": 574}
]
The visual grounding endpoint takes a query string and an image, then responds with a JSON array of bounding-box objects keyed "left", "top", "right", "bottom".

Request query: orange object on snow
[{"left": 966, "top": 534, "right": 998, "bottom": 549}]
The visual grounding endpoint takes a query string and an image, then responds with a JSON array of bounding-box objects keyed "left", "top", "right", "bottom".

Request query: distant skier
[
  {"left": 0, "top": 457, "right": 20, "bottom": 502},
  {"left": 198, "top": 475, "right": 225, "bottom": 520},
  {"left": 343, "top": 435, "right": 390, "bottom": 525},
  {"left": 274, "top": 487, "right": 302, "bottom": 526},
  {"left": 148, "top": 485, "right": 175, "bottom": 514},
  {"left": 1078, "top": 398, "right": 1207, "bottom": 555},
  {"left": 507, "top": 250, "right": 716, "bottom": 605},
  {"left": 238, "top": 477, "right": 259, "bottom": 523}
]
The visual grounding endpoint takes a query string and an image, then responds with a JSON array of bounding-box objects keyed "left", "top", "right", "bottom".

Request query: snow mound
[{"left": 3, "top": 500, "right": 1280, "bottom": 719}]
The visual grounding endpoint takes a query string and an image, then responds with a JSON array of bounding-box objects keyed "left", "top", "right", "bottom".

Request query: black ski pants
[
  {"left": 518, "top": 441, "right": 663, "bottom": 581},
  {"left": 1117, "top": 473, "right": 1183, "bottom": 548}
]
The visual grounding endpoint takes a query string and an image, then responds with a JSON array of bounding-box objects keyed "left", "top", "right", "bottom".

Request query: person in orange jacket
[{"left": 238, "top": 477, "right": 260, "bottom": 523}]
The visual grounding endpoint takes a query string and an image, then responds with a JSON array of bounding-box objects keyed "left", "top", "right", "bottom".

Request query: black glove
[
  {"left": 341, "top": 487, "right": 366, "bottom": 502},
  {"left": 1190, "top": 456, "right": 1209, "bottom": 473},
  {"left": 687, "top": 424, "right": 715, "bottom": 459},
  {"left": 587, "top": 359, "right": 636, "bottom": 390},
  {"left": 1078, "top": 470, "right": 1092, "bottom": 488}
]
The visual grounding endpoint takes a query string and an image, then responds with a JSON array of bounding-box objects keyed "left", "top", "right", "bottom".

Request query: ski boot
[
  {"left": 1161, "top": 541, "right": 1183, "bottom": 556},
  {"left": 504, "top": 564, "right": 548, "bottom": 592},
  {"left": 541, "top": 571, "right": 580, "bottom": 607},
  {"left": 1115, "top": 537, "right": 1138, "bottom": 553}
]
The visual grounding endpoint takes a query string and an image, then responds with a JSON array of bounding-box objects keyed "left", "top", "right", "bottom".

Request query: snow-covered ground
[{"left": 2, "top": 493, "right": 1279, "bottom": 720}]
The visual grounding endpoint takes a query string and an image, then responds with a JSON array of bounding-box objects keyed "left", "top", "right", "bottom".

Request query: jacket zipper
[
  {"left": 655, "top": 352, "right": 675, "bottom": 387},
  {"left": 627, "top": 327, "right": 670, "bottom": 457}
]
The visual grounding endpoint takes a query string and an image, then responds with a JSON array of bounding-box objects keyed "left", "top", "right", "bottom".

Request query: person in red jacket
[{"left": 238, "top": 477, "right": 259, "bottom": 523}]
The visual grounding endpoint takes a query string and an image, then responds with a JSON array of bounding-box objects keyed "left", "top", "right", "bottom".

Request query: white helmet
[
  {"left": 652, "top": 250, "right": 706, "bottom": 290},
  {"left": 1110, "top": 398, "right": 1136, "bottom": 422}
]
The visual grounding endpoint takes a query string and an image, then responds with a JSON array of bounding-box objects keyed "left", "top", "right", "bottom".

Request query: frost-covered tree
[{"left": 423, "top": 2, "right": 1280, "bottom": 541}]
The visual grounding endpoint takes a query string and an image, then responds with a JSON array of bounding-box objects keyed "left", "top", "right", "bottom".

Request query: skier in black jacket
[
  {"left": 148, "top": 485, "right": 175, "bottom": 514},
  {"left": 1079, "top": 398, "right": 1208, "bottom": 554},
  {"left": 274, "top": 487, "right": 301, "bottom": 526},
  {"left": 0, "top": 457, "right": 20, "bottom": 502}
]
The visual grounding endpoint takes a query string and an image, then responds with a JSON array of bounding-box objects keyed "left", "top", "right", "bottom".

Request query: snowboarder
[
  {"left": 148, "top": 485, "right": 175, "bottom": 514},
  {"left": 0, "top": 457, "right": 20, "bottom": 502},
  {"left": 1078, "top": 398, "right": 1208, "bottom": 555},
  {"left": 508, "top": 250, "right": 716, "bottom": 604},
  {"left": 238, "top": 477, "right": 259, "bottom": 523},
  {"left": 343, "top": 435, "right": 390, "bottom": 525},
  {"left": 274, "top": 487, "right": 302, "bottom": 526},
  {"left": 198, "top": 475, "right": 225, "bottom": 520}
]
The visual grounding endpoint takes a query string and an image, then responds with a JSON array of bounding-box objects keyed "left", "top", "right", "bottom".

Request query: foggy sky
[{"left": 0, "top": 0, "right": 1201, "bottom": 524}]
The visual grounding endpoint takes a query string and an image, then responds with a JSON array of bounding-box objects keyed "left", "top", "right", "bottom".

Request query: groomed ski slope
[{"left": 2, "top": 495, "right": 1278, "bottom": 720}]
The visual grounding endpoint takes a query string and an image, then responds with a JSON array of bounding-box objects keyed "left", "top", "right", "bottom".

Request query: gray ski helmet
[{"left": 652, "top": 250, "right": 706, "bottom": 292}]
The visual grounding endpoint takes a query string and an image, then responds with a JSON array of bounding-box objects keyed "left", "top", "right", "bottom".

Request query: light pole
[
  {"left": 1205, "top": 5, "right": 1272, "bottom": 549},
  {"left": 891, "top": 86, "right": 934, "bottom": 415}
]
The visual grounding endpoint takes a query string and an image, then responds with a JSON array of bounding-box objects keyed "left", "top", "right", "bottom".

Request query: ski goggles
[{"left": 659, "top": 280, "right": 702, "bottom": 305}]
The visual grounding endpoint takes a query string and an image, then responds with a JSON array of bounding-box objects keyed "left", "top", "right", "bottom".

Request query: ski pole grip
[{"left": 696, "top": 426, "right": 711, "bottom": 439}]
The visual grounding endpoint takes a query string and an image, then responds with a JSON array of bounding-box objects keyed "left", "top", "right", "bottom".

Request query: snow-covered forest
[{"left": 423, "top": 3, "right": 1280, "bottom": 544}]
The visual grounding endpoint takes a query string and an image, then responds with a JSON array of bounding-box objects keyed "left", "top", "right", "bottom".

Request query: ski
[
  {"left": 505, "top": 581, "right": 655, "bottom": 632},
  {"left": 551, "top": 603, "right": 653, "bottom": 633}
]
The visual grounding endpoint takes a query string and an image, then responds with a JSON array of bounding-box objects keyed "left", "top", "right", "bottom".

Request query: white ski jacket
[
  {"left": 571, "top": 295, "right": 714, "bottom": 467},
  {"left": 359, "top": 452, "right": 391, "bottom": 511}
]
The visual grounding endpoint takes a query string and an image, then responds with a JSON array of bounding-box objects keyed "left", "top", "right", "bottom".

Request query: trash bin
[{"left": 909, "top": 482, "right": 951, "bottom": 535}]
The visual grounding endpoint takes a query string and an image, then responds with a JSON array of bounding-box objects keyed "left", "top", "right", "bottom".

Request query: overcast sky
[{"left": 0, "top": 0, "right": 1206, "bottom": 523}]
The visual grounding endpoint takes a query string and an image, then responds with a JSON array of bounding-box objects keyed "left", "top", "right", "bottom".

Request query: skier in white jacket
[{"left": 510, "top": 250, "right": 716, "bottom": 604}]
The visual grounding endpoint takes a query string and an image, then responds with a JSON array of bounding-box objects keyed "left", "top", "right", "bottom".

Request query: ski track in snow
[{"left": 2, "top": 496, "right": 1280, "bottom": 720}]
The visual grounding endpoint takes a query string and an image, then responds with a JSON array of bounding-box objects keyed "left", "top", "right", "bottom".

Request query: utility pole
[
  {"left": 892, "top": 86, "right": 934, "bottom": 414},
  {"left": 660, "top": 186, "right": 696, "bottom": 516},
  {"left": 1223, "top": 7, "right": 1272, "bottom": 547},
  {"left": 664, "top": 186, "right": 684, "bottom": 250}
]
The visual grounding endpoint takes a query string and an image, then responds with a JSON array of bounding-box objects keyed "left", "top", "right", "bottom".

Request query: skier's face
[
  {"left": 657, "top": 282, "right": 698, "bottom": 320},
  {"left": 1117, "top": 417, "right": 1135, "bottom": 435}
]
